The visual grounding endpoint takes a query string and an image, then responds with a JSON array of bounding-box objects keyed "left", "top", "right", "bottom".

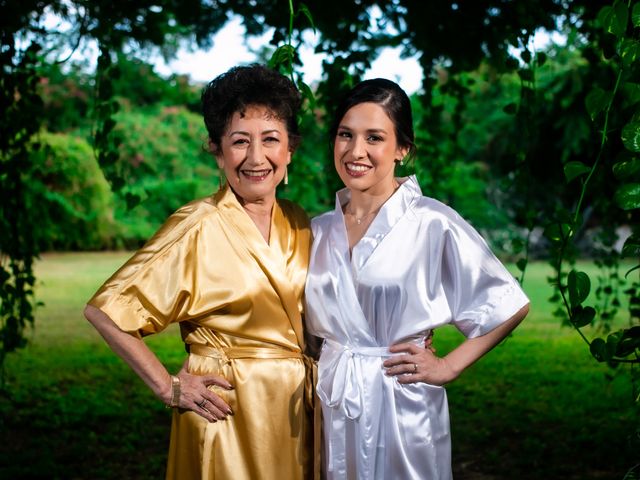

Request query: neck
[
  {"left": 230, "top": 188, "right": 275, "bottom": 217},
  {"left": 347, "top": 178, "right": 399, "bottom": 216},
  {"left": 241, "top": 199, "right": 274, "bottom": 218},
  {"left": 237, "top": 194, "right": 274, "bottom": 244}
]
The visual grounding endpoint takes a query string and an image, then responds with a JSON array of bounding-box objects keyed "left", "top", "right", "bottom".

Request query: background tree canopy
[{"left": 1, "top": 0, "right": 639, "bottom": 471}]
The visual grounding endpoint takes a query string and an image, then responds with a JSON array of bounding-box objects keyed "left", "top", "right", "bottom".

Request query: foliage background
[{"left": 1, "top": 0, "right": 639, "bottom": 478}]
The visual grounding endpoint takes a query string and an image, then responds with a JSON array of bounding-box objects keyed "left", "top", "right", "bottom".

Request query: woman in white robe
[{"left": 304, "top": 79, "right": 530, "bottom": 480}]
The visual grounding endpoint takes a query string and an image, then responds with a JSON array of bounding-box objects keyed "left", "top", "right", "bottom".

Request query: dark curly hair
[
  {"left": 329, "top": 78, "right": 416, "bottom": 160},
  {"left": 201, "top": 64, "right": 302, "bottom": 154}
]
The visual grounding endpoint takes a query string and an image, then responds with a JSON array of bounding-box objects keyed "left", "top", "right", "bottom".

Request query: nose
[
  {"left": 351, "top": 136, "right": 366, "bottom": 159},
  {"left": 246, "top": 141, "right": 265, "bottom": 166}
]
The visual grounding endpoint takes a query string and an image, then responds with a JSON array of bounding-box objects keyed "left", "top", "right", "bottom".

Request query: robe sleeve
[
  {"left": 440, "top": 210, "right": 529, "bottom": 338},
  {"left": 87, "top": 203, "right": 206, "bottom": 338}
]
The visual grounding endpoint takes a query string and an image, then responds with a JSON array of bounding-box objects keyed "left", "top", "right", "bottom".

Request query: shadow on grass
[
  {"left": 0, "top": 254, "right": 637, "bottom": 479},
  {"left": 0, "top": 345, "right": 172, "bottom": 479},
  {"left": 0, "top": 336, "right": 637, "bottom": 480}
]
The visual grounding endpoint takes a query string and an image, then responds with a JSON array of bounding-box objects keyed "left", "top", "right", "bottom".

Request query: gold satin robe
[{"left": 88, "top": 185, "right": 314, "bottom": 479}]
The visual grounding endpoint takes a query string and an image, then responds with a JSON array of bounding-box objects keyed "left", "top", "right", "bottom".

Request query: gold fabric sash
[{"left": 189, "top": 344, "right": 321, "bottom": 480}]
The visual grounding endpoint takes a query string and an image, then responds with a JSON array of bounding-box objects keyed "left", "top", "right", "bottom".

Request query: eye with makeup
[
  {"left": 336, "top": 130, "right": 352, "bottom": 139},
  {"left": 263, "top": 136, "right": 280, "bottom": 144},
  {"left": 231, "top": 137, "right": 249, "bottom": 147}
]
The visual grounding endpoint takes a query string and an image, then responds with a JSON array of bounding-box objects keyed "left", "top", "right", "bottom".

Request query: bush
[
  {"left": 29, "top": 132, "right": 117, "bottom": 250},
  {"left": 111, "top": 104, "right": 218, "bottom": 246}
]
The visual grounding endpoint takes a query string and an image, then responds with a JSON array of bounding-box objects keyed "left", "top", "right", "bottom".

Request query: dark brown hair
[
  {"left": 201, "top": 64, "right": 302, "bottom": 153},
  {"left": 330, "top": 78, "right": 416, "bottom": 159}
]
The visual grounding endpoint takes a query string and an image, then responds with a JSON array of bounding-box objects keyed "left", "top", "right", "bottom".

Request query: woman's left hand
[{"left": 383, "top": 343, "right": 457, "bottom": 386}]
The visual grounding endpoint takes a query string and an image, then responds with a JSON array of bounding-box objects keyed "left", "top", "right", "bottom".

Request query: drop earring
[
  {"left": 284, "top": 166, "right": 289, "bottom": 185},
  {"left": 217, "top": 169, "right": 226, "bottom": 190}
]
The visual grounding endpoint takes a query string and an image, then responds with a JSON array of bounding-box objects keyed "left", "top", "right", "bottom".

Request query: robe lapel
[
  {"left": 215, "top": 185, "right": 306, "bottom": 350},
  {"left": 326, "top": 195, "right": 378, "bottom": 345},
  {"left": 347, "top": 176, "right": 420, "bottom": 273}
]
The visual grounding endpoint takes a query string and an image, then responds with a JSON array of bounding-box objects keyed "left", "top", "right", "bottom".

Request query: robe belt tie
[
  {"left": 190, "top": 343, "right": 305, "bottom": 361},
  {"left": 188, "top": 344, "right": 322, "bottom": 480},
  {"left": 317, "top": 339, "right": 391, "bottom": 421}
]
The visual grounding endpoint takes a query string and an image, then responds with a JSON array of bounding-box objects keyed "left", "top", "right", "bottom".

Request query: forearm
[
  {"left": 84, "top": 304, "right": 172, "bottom": 403},
  {"left": 444, "top": 303, "right": 530, "bottom": 379}
]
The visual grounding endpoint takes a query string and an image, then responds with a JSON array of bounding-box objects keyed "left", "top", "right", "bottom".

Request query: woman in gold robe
[{"left": 84, "top": 65, "right": 316, "bottom": 479}]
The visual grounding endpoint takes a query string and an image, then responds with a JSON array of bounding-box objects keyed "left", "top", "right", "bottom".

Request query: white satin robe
[{"left": 304, "top": 176, "right": 529, "bottom": 480}]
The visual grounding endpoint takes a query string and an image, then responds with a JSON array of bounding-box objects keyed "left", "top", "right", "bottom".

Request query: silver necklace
[{"left": 345, "top": 207, "right": 379, "bottom": 225}]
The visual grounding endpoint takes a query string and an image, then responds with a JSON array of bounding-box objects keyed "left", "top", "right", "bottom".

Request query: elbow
[
  {"left": 83, "top": 304, "right": 94, "bottom": 322},
  {"left": 514, "top": 302, "right": 530, "bottom": 325},
  {"left": 84, "top": 304, "right": 104, "bottom": 328}
]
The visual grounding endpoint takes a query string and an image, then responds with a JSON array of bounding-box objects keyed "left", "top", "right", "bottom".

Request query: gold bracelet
[{"left": 168, "top": 375, "right": 180, "bottom": 408}]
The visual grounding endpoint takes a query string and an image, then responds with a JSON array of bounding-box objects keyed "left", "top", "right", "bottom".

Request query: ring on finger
[
  {"left": 196, "top": 399, "right": 207, "bottom": 408},
  {"left": 413, "top": 363, "right": 418, "bottom": 373}
]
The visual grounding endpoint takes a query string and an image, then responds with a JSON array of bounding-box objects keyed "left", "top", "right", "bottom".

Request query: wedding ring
[
  {"left": 413, "top": 363, "right": 418, "bottom": 373},
  {"left": 197, "top": 399, "right": 207, "bottom": 408}
]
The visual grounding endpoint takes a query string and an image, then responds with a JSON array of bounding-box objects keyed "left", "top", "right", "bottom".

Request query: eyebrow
[
  {"left": 337, "top": 125, "right": 388, "bottom": 134},
  {"left": 228, "top": 129, "right": 282, "bottom": 136}
]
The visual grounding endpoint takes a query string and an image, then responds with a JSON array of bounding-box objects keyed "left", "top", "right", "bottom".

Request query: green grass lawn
[{"left": 0, "top": 252, "right": 638, "bottom": 479}]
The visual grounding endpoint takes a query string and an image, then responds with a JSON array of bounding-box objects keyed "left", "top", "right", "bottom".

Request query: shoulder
[
  {"left": 410, "top": 195, "right": 466, "bottom": 229},
  {"left": 411, "top": 195, "right": 493, "bottom": 254},
  {"left": 89, "top": 195, "right": 219, "bottom": 298},
  {"left": 140, "top": 195, "right": 219, "bottom": 253},
  {"left": 277, "top": 198, "right": 310, "bottom": 229},
  {"left": 310, "top": 209, "right": 336, "bottom": 236}
]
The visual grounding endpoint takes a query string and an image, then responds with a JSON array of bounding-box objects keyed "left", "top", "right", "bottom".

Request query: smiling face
[
  {"left": 215, "top": 105, "right": 292, "bottom": 205},
  {"left": 333, "top": 102, "right": 408, "bottom": 195}
]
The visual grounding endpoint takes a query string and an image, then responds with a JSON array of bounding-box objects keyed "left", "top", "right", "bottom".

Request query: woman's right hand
[{"left": 168, "top": 361, "right": 234, "bottom": 423}]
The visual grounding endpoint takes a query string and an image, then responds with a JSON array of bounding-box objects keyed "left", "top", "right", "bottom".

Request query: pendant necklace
[
  {"left": 345, "top": 206, "right": 379, "bottom": 225},
  {"left": 345, "top": 180, "right": 400, "bottom": 225}
]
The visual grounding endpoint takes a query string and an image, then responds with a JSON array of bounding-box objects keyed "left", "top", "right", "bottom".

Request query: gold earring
[
  {"left": 284, "top": 166, "right": 289, "bottom": 185},
  {"left": 217, "top": 169, "right": 226, "bottom": 190}
]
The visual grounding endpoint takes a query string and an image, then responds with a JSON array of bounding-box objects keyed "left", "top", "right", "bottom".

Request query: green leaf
[
  {"left": 517, "top": 69, "right": 533, "bottom": 82},
  {"left": 124, "top": 192, "right": 141, "bottom": 210},
  {"left": 585, "top": 87, "right": 611, "bottom": 121},
  {"left": 520, "top": 50, "right": 532, "bottom": 64},
  {"left": 621, "top": 122, "right": 640, "bottom": 152},
  {"left": 625, "top": 264, "right": 640, "bottom": 278},
  {"left": 511, "top": 238, "right": 525, "bottom": 253},
  {"left": 614, "top": 182, "right": 640, "bottom": 209},
  {"left": 632, "top": 2, "right": 640, "bottom": 27},
  {"left": 536, "top": 52, "right": 547, "bottom": 67},
  {"left": 298, "top": 3, "right": 317, "bottom": 34},
  {"left": 612, "top": 155, "right": 640, "bottom": 179},
  {"left": 268, "top": 44, "right": 295, "bottom": 69},
  {"left": 615, "top": 326, "right": 640, "bottom": 357},
  {"left": 568, "top": 270, "right": 591, "bottom": 306},
  {"left": 297, "top": 80, "right": 316, "bottom": 109},
  {"left": 619, "top": 39, "right": 640, "bottom": 68},
  {"left": 543, "top": 222, "right": 573, "bottom": 243},
  {"left": 503, "top": 103, "right": 517, "bottom": 115},
  {"left": 516, "top": 258, "right": 527, "bottom": 272},
  {"left": 572, "top": 305, "right": 596, "bottom": 328},
  {"left": 110, "top": 176, "right": 125, "bottom": 192},
  {"left": 606, "top": 332, "right": 622, "bottom": 359},
  {"left": 590, "top": 337, "right": 606, "bottom": 361},
  {"left": 599, "top": 2, "right": 629, "bottom": 37},
  {"left": 505, "top": 57, "right": 520, "bottom": 70},
  {"left": 621, "top": 82, "right": 640, "bottom": 106},
  {"left": 622, "top": 234, "right": 640, "bottom": 257},
  {"left": 563, "top": 161, "right": 591, "bottom": 182}
]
